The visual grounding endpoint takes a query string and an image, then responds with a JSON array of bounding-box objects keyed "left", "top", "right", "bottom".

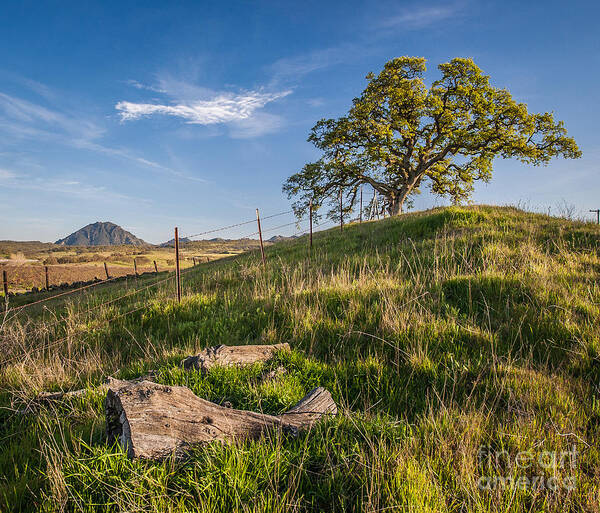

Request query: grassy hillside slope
[{"left": 1, "top": 206, "right": 599, "bottom": 512}]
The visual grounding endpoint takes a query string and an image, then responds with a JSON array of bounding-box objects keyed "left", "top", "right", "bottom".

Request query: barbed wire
[
  {"left": 260, "top": 219, "right": 305, "bottom": 234},
  {"left": 1, "top": 265, "right": 205, "bottom": 366},
  {"left": 183, "top": 218, "right": 256, "bottom": 240},
  {"left": 0, "top": 301, "right": 152, "bottom": 367},
  {"left": 3, "top": 273, "right": 128, "bottom": 315},
  {"left": 183, "top": 209, "right": 294, "bottom": 240},
  {"left": 1, "top": 273, "right": 176, "bottom": 336}
]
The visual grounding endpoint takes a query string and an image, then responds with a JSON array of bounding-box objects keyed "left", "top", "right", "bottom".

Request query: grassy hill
[{"left": 1, "top": 206, "right": 599, "bottom": 512}]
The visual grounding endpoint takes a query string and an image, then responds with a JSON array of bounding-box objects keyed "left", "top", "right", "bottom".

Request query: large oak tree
[{"left": 283, "top": 57, "right": 581, "bottom": 218}]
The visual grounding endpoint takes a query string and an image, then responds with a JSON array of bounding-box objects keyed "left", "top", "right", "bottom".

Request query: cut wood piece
[
  {"left": 280, "top": 386, "right": 338, "bottom": 429},
  {"left": 182, "top": 343, "right": 290, "bottom": 372},
  {"left": 105, "top": 380, "right": 337, "bottom": 459}
]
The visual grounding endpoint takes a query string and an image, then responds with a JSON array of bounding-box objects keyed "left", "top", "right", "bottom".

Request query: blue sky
[{"left": 0, "top": 0, "right": 598, "bottom": 243}]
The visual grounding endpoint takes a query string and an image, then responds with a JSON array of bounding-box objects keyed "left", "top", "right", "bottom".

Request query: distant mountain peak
[{"left": 55, "top": 222, "right": 146, "bottom": 246}]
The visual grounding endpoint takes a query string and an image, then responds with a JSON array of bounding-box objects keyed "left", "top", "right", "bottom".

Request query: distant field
[{"left": 0, "top": 239, "right": 263, "bottom": 293}]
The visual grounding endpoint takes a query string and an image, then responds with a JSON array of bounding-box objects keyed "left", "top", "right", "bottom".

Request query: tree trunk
[
  {"left": 388, "top": 195, "right": 404, "bottom": 216},
  {"left": 182, "top": 343, "right": 290, "bottom": 372},
  {"left": 386, "top": 173, "right": 422, "bottom": 216},
  {"left": 105, "top": 380, "right": 337, "bottom": 459}
]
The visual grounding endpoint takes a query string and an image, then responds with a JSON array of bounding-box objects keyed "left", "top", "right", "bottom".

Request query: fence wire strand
[
  {"left": 4, "top": 273, "right": 126, "bottom": 315},
  {"left": 1, "top": 273, "right": 176, "bottom": 337},
  {"left": 1, "top": 302, "right": 152, "bottom": 367},
  {"left": 183, "top": 209, "right": 293, "bottom": 239}
]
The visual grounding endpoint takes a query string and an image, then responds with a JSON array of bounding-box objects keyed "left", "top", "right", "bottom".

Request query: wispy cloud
[
  {"left": 0, "top": 91, "right": 103, "bottom": 142},
  {"left": 125, "top": 79, "right": 166, "bottom": 93},
  {"left": 306, "top": 98, "right": 326, "bottom": 108},
  {"left": 116, "top": 89, "right": 291, "bottom": 125},
  {"left": 380, "top": 3, "right": 463, "bottom": 29},
  {"left": 0, "top": 168, "right": 17, "bottom": 179},
  {"left": 0, "top": 88, "right": 205, "bottom": 182},
  {"left": 228, "top": 112, "right": 284, "bottom": 139},
  {"left": 268, "top": 45, "right": 359, "bottom": 84},
  {"left": 0, "top": 168, "right": 146, "bottom": 202},
  {"left": 0, "top": 70, "right": 56, "bottom": 100}
]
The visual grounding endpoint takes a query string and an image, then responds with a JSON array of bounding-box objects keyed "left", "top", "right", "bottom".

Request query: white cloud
[
  {"left": 380, "top": 4, "right": 463, "bottom": 29},
  {"left": 116, "top": 89, "right": 291, "bottom": 125}
]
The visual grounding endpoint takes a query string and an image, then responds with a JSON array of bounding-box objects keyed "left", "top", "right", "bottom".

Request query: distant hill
[
  {"left": 159, "top": 237, "right": 191, "bottom": 247},
  {"left": 267, "top": 235, "right": 298, "bottom": 242},
  {"left": 55, "top": 222, "right": 146, "bottom": 246}
]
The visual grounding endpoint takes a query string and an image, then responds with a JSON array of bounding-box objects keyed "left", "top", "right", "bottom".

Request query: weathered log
[
  {"left": 182, "top": 343, "right": 290, "bottom": 372},
  {"left": 105, "top": 380, "right": 337, "bottom": 459},
  {"left": 34, "top": 373, "right": 156, "bottom": 402}
]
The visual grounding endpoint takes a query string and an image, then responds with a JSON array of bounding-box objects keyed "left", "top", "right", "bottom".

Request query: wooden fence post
[
  {"left": 153, "top": 260, "right": 158, "bottom": 273},
  {"left": 339, "top": 189, "right": 343, "bottom": 232},
  {"left": 104, "top": 262, "right": 110, "bottom": 280},
  {"left": 309, "top": 199, "right": 313, "bottom": 251},
  {"left": 360, "top": 187, "right": 363, "bottom": 223},
  {"left": 133, "top": 258, "right": 138, "bottom": 277},
  {"left": 45, "top": 265, "right": 50, "bottom": 290},
  {"left": 256, "top": 208, "right": 266, "bottom": 267},
  {"left": 174, "top": 227, "right": 181, "bottom": 303},
  {"left": 2, "top": 270, "right": 8, "bottom": 300}
]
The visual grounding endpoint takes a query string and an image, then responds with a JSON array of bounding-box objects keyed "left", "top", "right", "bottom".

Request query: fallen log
[
  {"left": 105, "top": 380, "right": 337, "bottom": 459},
  {"left": 31, "top": 344, "right": 288, "bottom": 406},
  {"left": 34, "top": 373, "right": 156, "bottom": 402},
  {"left": 182, "top": 343, "right": 290, "bottom": 372}
]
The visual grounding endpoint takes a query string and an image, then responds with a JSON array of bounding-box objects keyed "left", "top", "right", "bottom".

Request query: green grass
[{"left": 1, "top": 205, "right": 599, "bottom": 512}]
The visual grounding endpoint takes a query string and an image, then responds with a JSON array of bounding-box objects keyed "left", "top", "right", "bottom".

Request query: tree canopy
[{"left": 283, "top": 57, "right": 581, "bottom": 219}]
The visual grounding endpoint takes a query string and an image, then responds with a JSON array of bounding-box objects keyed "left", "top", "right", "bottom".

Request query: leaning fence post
[
  {"left": 104, "top": 262, "right": 110, "bottom": 280},
  {"left": 2, "top": 270, "right": 8, "bottom": 302},
  {"left": 153, "top": 260, "right": 158, "bottom": 273},
  {"left": 309, "top": 200, "right": 313, "bottom": 251},
  {"left": 45, "top": 265, "right": 50, "bottom": 290},
  {"left": 174, "top": 227, "right": 182, "bottom": 303},
  {"left": 256, "top": 208, "right": 266, "bottom": 267}
]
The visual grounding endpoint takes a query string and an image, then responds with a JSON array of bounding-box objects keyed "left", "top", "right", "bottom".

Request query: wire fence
[{"left": 0, "top": 204, "right": 358, "bottom": 367}]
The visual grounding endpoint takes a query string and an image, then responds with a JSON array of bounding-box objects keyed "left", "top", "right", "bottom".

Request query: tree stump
[
  {"left": 182, "top": 343, "right": 290, "bottom": 372},
  {"left": 105, "top": 380, "right": 337, "bottom": 459}
]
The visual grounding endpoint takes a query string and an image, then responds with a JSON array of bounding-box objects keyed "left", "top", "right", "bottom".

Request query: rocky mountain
[{"left": 55, "top": 222, "right": 146, "bottom": 246}]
